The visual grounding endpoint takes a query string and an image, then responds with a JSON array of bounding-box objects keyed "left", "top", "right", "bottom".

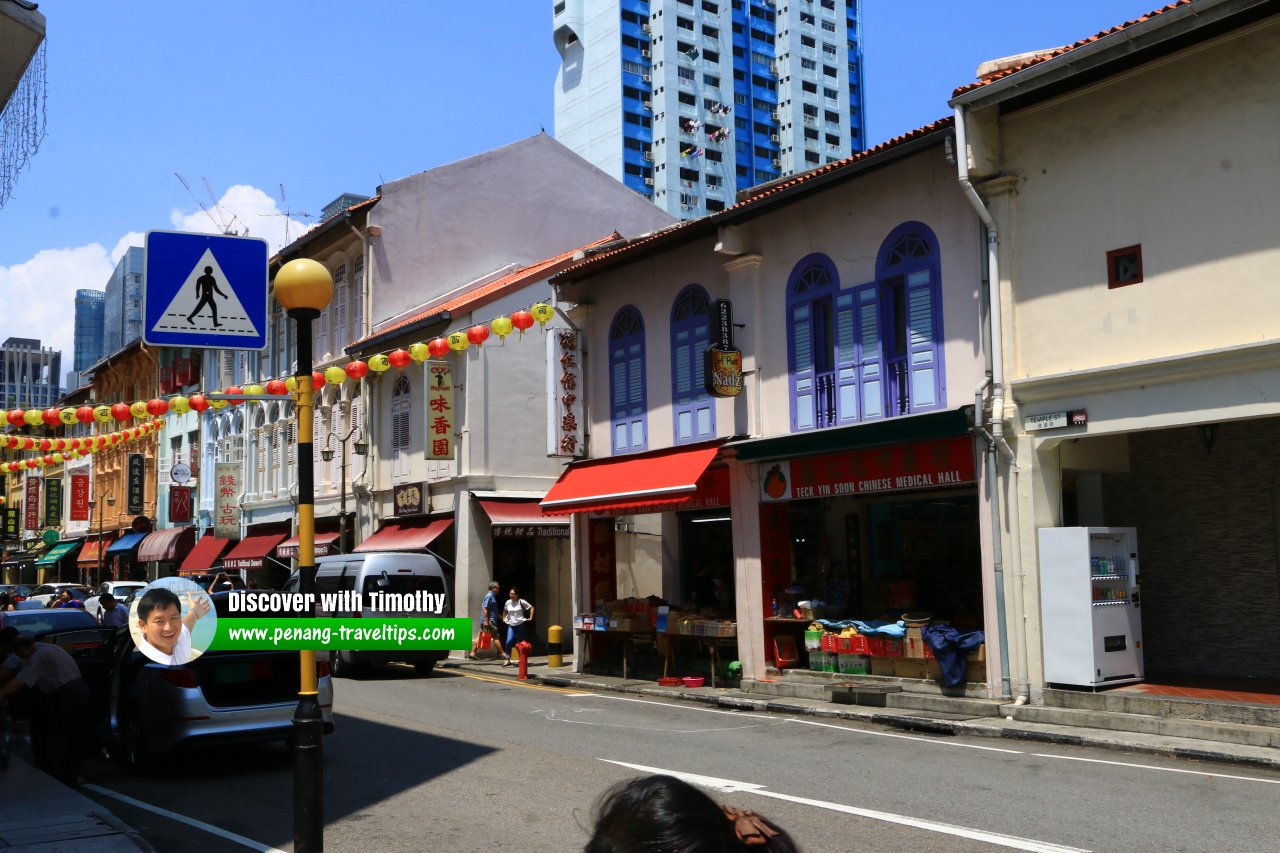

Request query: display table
[{"left": 578, "top": 627, "right": 736, "bottom": 687}]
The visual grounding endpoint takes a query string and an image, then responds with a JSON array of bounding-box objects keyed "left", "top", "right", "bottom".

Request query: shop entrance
[
  {"left": 493, "top": 536, "right": 536, "bottom": 626},
  {"left": 679, "top": 511, "right": 734, "bottom": 617}
]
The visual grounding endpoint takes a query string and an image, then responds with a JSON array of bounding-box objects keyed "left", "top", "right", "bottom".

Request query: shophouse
[
  {"left": 950, "top": 0, "right": 1280, "bottom": 694},
  {"left": 548, "top": 119, "right": 997, "bottom": 685}
]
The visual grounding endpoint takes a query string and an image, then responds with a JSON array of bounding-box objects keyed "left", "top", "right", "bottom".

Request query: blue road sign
[{"left": 143, "top": 230, "right": 269, "bottom": 350}]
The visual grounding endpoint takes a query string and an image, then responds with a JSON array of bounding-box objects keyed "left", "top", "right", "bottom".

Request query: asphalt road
[{"left": 77, "top": 665, "right": 1280, "bottom": 852}]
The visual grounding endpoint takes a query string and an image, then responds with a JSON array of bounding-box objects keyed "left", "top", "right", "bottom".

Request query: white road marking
[
  {"left": 1032, "top": 752, "right": 1280, "bottom": 785},
  {"left": 534, "top": 706, "right": 771, "bottom": 734},
  {"left": 83, "top": 784, "right": 286, "bottom": 852},
  {"left": 600, "top": 760, "right": 1091, "bottom": 853},
  {"left": 580, "top": 693, "right": 779, "bottom": 721},
  {"left": 786, "top": 716, "right": 1025, "bottom": 753}
]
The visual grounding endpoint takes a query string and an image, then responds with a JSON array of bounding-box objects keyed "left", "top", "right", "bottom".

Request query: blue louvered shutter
[
  {"left": 672, "top": 325, "right": 713, "bottom": 442},
  {"left": 791, "top": 302, "right": 815, "bottom": 430},
  {"left": 855, "top": 284, "right": 884, "bottom": 420},
  {"left": 625, "top": 343, "right": 647, "bottom": 449},
  {"left": 835, "top": 292, "right": 859, "bottom": 424},
  {"left": 905, "top": 270, "right": 939, "bottom": 411},
  {"left": 611, "top": 344, "right": 629, "bottom": 451}
]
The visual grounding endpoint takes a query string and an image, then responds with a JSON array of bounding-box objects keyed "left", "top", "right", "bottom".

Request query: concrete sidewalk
[
  {"left": 0, "top": 753, "right": 152, "bottom": 852},
  {"left": 442, "top": 653, "right": 1280, "bottom": 773}
]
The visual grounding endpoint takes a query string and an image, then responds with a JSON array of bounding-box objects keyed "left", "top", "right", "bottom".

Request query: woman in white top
[{"left": 501, "top": 588, "right": 533, "bottom": 668}]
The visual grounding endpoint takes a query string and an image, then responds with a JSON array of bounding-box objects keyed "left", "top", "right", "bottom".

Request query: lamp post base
[{"left": 293, "top": 693, "right": 324, "bottom": 852}]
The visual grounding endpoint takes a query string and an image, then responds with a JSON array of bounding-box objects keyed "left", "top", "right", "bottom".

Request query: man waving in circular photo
[{"left": 133, "top": 583, "right": 214, "bottom": 666}]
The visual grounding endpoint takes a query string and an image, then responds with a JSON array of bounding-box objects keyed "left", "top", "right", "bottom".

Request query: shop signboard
[
  {"left": 169, "top": 486, "right": 193, "bottom": 524},
  {"left": 3, "top": 507, "right": 19, "bottom": 540},
  {"left": 588, "top": 517, "right": 618, "bottom": 608},
  {"left": 393, "top": 482, "right": 425, "bottom": 517},
  {"left": 24, "top": 477, "right": 40, "bottom": 530},
  {"left": 547, "top": 329, "right": 585, "bottom": 457},
  {"left": 426, "top": 361, "right": 455, "bottom": 460},
  {"left": 127, "top": 454, "right": 146, "bottom": 515},
  {"left": 214, "top": 462, "right": 241, "bottom": 539},
  {"left": 704, "top": 299, "right": 744, "bottom": 398},
  {"left": 69, "top": 473, "right": 90, "bottom": 522},
  {"left": 759, "top": 435, "right": 977, "bottom": 502},
  {"left": 1025, "top": 409, "right": 1088, "bottom": 431},
  {"left": 492, "top": 525, "right": 570, "bottom": 539},
  {"left": 42, "top": 478, "right": 61, "bottom": 529}
]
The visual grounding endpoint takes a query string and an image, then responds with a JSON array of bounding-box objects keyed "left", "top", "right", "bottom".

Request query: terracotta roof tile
[{"left": 952, "top": 1, "right": 1194, "bottom": 97}]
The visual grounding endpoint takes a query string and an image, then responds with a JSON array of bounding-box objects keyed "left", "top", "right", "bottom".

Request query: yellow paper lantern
[
  {"left": 170, "top": 396, "right": 190, "bottom": 414},
  {"left": 244, "top": 384, "right": 265, "bottom": 396},
  {"left": 93, "top": 405, "right": 113, "bottom": 423},
  {"left": 408, "top": 342, "right": 430, "bottom": 363},
  {"left": 68, "top": 449, "right": 80, "bottom": 459},
  {"left": 51, "top": 452, "right": 64, "bottom": 464},
  {"left": 23, "top": 409, "right": 42, "bottom": 426},
  {"left": 447, "top": 331, "right": 470, "bottom": 352},
  {"left": 209, "top": 393, "right": 228, "bottom": 410},
  {"left": 284, "top": 376, "right": 299, "bottom": 394},
  {"left": 531, "top": 302, "right": 555, "bottom": 327},
  {"left": 368, "top": 354, "right": 392, "bottom": 373},
  {"left": 129, "top": 400, "right": 149, "bottom": 419},
  {"left": 324, "top": 366, "right": 347, "bottom": 386},
  {"left": 59, "top": 407, "right": 78, "bottom": 425},
  {"left": 491, "top": 316, "right": 513, "bottom": 342}
]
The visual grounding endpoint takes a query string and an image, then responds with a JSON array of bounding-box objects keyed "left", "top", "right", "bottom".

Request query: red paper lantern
[
  {"left": 6, "top": 410, "right": 23, "bottom": 428},
  {"left": 189, "top": 394, "right": 210, "bottom": 412},
  {"left": 4, "top": 436, "right": 15, "bottom": 449},
  {"left": 427, "top": 338, "right": 450, "bottom": 358},
  {"left": 511, "top": 310, "right": 535, "bottom": 332},
  {"left": 147, "top": 398, "right": 169, "bottom": 417},
  {"left": 265, "top": 379, "right": 288, "bottom": 395},
  {"left": 42, "top": 455, "right": 53, "bottom": 466},
  {"left": 110, "top": 403, "right": 131, "bottom": 422},
  {"left": 42, "top": 408, "right": 60, "bottom": 426},
  {"left": 311, "top": 370, "right": 327, "bottom": 390},
  {"left": 54, "top": 439, "right": 66, "bottom": 451},
  {"left": 76, "top": 406, "right": 94, "bottom": 424},
  {"left": 388, "top": 349, "right": 412, "bottom": 369},
  {"left": 25, "top": 459, "right": 37, "bottom": 469},
  {"left": 38, "top": 439, "right": 52, "bottom": 451},
  {"left": 95, "top": 436, "right": 108, "bottom": 449},
  {"left": 20, "top": 437, "right": 34, "bottom": 450},
  {"left": 225, "top": 386, "right": 244, "bottom": 406},
  {"left": 345, "top": 360, "right": 369, "bottom": 380},
  {"left": 467, "top": 325, "right": 490, "bottom": 346}
]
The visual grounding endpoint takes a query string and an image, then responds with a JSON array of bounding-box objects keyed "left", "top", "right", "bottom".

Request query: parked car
[
  {"left": 185, "top": 572, "right": 248, "bottom": 591},
  {"left": 105, "top": 589, "right": 334, "bottom": 771},
  {"left": 0, "top": 608, "right": 118, "bottom": 729},
  {"left": 84, "top": 581, "right": 147, "bottom": 621},
  {"left": 27, "top": 584, "right": 92, "bottom": 608},
  {"left": 0, "top": 584, "right": 34, "bottom": 603},
  {"left": 284, "top": 552, "right": 452, "bottom": 678}
]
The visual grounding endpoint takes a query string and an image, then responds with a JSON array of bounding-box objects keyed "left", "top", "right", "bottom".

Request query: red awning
[
  {"left": 275, "top": 531, "right": 341, "bottom": 559},
  {"left": 76, "top": 537, "right": 114, "bottom": 565},
  {"left": 222, "top": 532, "right": 288, "bottom": 571},
  {"left": 354, "top": 518, "right": 453, "bottom": 553},
  {"left": 540, "top": 445, "right": 722, "bottom": 515},
  {"left": 477, "top": 500, "right": 569, "bottom": 527},
  {"left": 178, "top": 535, "right": 233, "bottom": 574},
  {"left": 137, "top": 527, "right": 196, "bottom": 563}
]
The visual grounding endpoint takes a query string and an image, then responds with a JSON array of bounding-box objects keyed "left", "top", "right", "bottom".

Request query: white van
[{"left": 285, "top": 552, "right": 452, "bottom": 677}]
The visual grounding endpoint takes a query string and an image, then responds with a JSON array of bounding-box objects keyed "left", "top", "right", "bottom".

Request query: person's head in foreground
[
  {"left": 136, "top": 587, "right": 184, "bottom": 655},
  {"left": 584, "top": 775, "right": 799, "bottom": 853}
]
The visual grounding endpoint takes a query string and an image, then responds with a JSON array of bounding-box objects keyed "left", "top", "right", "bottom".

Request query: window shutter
[
  {"left": 626, "top": 344, "right": 646, "bottom": 450},
  {"left": 791, "top": 302, "right": 815, "bottom": 430},
  {"left": 352, "top": 258, "right": 364, "bottom": 339},
  {"left": 834, "top": 292, "right": 859, "bottom": 424},
  {"left": 333, "top": 282, "right": 348, "bottom": 355},
  {"left": 905, "top": 270, "right": 939, "bottom": 411},
  {"left": 316, "top": 306, "right": 329, "bottom": 360},
  {"left": 673, "top": 329, "right": 694, "bottom": 441},
  {"left": 392, "top": 401, "right": 410, "bottom": 479},
  {"left": 287, "top": 422, "right": 296, "bottom": 467},
  {"left": 855, "top": 284, "right": 884, "bottom": 420}
]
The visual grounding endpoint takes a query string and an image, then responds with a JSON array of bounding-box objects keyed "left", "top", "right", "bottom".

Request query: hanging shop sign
[
  {"left": 588, "top": 517, "right": 618, "bottom": 608},
  {"left": 127, "top": 454, "right": 147, "bottom": 515},
  {"left": 1024, "top": 409, "right": 1088, "bottom": 432},
  {"left": 393, "top": 482, "right": 425, "bottom": 517},
  {"left": 24, "top": 476, "right": 40, "bottom": 530},
  {"left": 704, "top": 299, "right": 744, "bottom": 398},
  {"left": 70, "top": 473, "right": 90, "bottom": 522},
  {"left": 547, "top": 328, "right": 585, "bottom": 457},
  {"left": 425, "top": 361, "right": 455, "bottom": 461},
  {"left": 3, "top": 507, "right": 18, "bottom": 539},
  {"left": 42, "top": 478, "right": 61, "bottom": 529},
  {"left": 170, "top": 462, "right": 192, "bottom": 484},
  {"left": 169, "top": 485, "right": 193, "bottom": 524},
  {"left": 214, "top": 462, "right": 241, "bottom": 539},
  {"left": 759, "top": 435, "right": 977, "bottom": 502},
  {"left": 492, "top": 524, "right": 570, "bottom": 540}
]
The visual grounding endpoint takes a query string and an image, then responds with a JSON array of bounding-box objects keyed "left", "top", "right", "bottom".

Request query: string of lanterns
[
  {"left": 0, "top": 419, "right": 165, "bottom": 473},
  {"left": 0, "top": 302, "right": 562, "bottom": 452}
]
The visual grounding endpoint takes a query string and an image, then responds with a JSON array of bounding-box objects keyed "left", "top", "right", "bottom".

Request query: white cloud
[{"left": 1, "top": 184, "right": 309, "bottom": 390}]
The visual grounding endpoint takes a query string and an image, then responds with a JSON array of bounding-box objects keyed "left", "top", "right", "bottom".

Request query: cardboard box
[
  {"left": 865, "top": 637, "right": 888, "bottom": 657},
  {"left": 869, "top": 657, "right": 896, "bottom": 676},
  {"left": 925, "top": 660, "right": 943, "bottom": 681},
  {"left": 893, "top": 658, "right": 929, "bottom": 679},
  {"left": 835, "top": 635, "right": 871, "bottom": 655},
  {"left": 837, "top": 654, "right": 870, "bottom": 675},
  {"left": 820, "top": 634, "right": 838, "bottom": 653},
  {"left": 809, "top": 651, "right": 836, "bottom": 673},
  {"left": 804, "top": 630, "right": 822, "bottom": 651},
  {"left": 966, "top": 659, "right": 988, "bottom": 682},
  {"left": 904, "top": 628, "right": 935, "bottom": 659},
  {"left": 968, "top": 644, "right": 986, "bottom": 663},
  {"left": 884, "top": 639, "right": 904, "bottom": 658}
]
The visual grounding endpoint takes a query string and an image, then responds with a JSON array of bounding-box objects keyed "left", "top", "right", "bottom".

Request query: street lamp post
[
  {"left": 86, "top": 488, "right": 115, "bottom": 588},
  {"left": 320, "top": 426, "right": 366, "bottom": 554},
  {"left": 275, "top": 258, "right": 333, "bottom": 853}
]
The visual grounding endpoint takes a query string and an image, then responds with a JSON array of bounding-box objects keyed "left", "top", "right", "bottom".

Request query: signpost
[{"left": 143, "top": 230, "right": 269, "bottom": 350}]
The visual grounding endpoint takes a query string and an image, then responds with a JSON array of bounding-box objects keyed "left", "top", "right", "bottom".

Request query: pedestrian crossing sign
[{"left": 143, "top": 230, "right": 269, "bottom": 350}]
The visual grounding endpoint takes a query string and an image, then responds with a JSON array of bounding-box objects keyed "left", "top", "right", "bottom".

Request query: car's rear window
[
  {"left": 1, "top": 611, "right": 97, "bottom": 633},
  {"left": 361, "top": 575, "right": 446, "bottom": 597}
]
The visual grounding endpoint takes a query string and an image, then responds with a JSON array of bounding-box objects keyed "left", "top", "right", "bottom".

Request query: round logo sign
[
  {"left": 41, "top": 528, "right": 59, "bottom": 546},
  {"left": 170, "top": 463, "right": 192, "bottom": 484}
]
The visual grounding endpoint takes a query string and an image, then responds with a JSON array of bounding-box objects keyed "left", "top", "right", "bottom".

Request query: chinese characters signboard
[
  {"left": 43, "top": 478, "right": 61, "bottom": 529},
  {"left": 492, "top": 524, "right": 569, "bottom": 539},
  {"left": 3, "top": 507, "right": 18, "bottom": 539},
  {"left": 169, "top": 486, "right": 193, "bottom": 524},
  {"left": 24, "top": 476, "right": 40, "bottom": 530},
  {"left": 759, "top": 435, "right": 976, "bottom": 502},
  {"left": 214, "top": 462, "right": 241, "bottom": 539},
  {"left": 547, "top": 329, "right": 585, "bottom": 457},
  {"left": 127, "top": 454, "right": 146, "bottom": 516},
  {"left": 393, "top": 482, "right": 425, "bottom": 517},
  {"left": 70, "top": 473, "right": 90, "bottom": 522},
  {"left": 587, "top": 517, "right": 617, "bottom": 608},
  {"left": 426, "top": 361, "right": 455, "bottom": 461}
]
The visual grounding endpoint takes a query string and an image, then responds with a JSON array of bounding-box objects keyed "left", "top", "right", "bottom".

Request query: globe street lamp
[
  {"left": 274, "top": 257, "right": 332, "bottom": 853},
  {"left": 320, "top": 425, "right": 366, "bottom": 554}
]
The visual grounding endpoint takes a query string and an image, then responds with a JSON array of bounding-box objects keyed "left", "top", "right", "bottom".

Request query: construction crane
[
  {"left": 258, "top": 183, "right": 312, "bottom": 244},
  {"left": 174, "top": 173, "right": 245, "bottom": 236}
]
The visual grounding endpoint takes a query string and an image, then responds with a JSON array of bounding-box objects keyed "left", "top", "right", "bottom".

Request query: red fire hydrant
[{"left": 515, "top": 641, "right": 534, "bottom": 680}]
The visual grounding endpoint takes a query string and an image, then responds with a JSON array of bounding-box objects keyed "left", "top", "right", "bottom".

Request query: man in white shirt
[
  {"left": 0, "top": 634, "right": 91, "bottom": 784},
  {"left": 135, "top": 587, "right": 211, "bottom": 666}
]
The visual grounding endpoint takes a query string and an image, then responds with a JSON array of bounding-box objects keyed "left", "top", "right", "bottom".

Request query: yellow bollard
[{"left": 547, "top": 624, "right": 564, "bottom": 668}]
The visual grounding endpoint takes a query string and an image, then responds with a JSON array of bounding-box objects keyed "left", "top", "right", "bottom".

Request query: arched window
[
  {"left": 670, "top": 285, "right": 715, "bottom": 443},
  {"left": 608, "top": 306, "right": 647, "bottom": 453},
  {"left": 875, "top": 222, "right": 944, "bottom": 415},
  {"left": 392, "top": 374, "right": 411, "bottom": 480},
  {"left": 785, "top": 254, "right": 839, "bottom": 430}
]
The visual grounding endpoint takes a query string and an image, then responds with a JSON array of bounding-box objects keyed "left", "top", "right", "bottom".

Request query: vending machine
[{"left": 1038, "top": 527, "right": 1143, "bottom": 688}]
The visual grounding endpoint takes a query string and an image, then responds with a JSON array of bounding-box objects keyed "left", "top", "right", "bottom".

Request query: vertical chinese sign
[
  {"left": 70, "top": 473, "right": 90, "bottom": 522},
  {"left": 426, "top": 361, "right": 455, "bottom": 460},
  {"left": 547, "top": 328, "right": 585, "bottom": 458},
  {"left": 587, "top": 517, "right": 617, "bottom": 609},
  {"left": 214, "top": 463, "right": 241, "bottom": 539},
  {"left": 24, "top": 476, "right": 40, "bottom": 531},
  {"left": 2, "top": 507, "right": 18, "bottom": 540},
  {"left": 169, "top": 486, "right": 193, "bottom": 524},
  {"left": 127, "top": 454, "right": 147, "bottom": 516},
  {"left": 43, "top": 479, "right": 61, "bottom": 529}
]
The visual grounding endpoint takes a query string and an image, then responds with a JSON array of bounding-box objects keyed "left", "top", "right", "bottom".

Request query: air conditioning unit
[
  {"left": 643, "top": 74, "right": 652, "bottom": 83},
  {"left": 641, "top": 49, "right": 651, "bottom": 58},
  {"left": 643, "top": 100, "right": 652, "bottom": 110},
  {"left": 643, "top": 151, "right": 654, "bottom": 161},
  {"left": 770, "top": 134, "right": 779, "bottom": 142},
  {"left": 644, "top": 178, "right": 654, "bottom": 186},
  {"left": 770, "top": 110, "right": 779, "bottom": 120},
  {"left": 642, "top": 24, "right": 651, "bottom": 33},
  {"left": 772, "top": 158, "right": 781, "bottom": 167}
]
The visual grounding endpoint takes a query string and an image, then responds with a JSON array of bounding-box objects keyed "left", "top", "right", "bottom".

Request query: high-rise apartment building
[
  {"left": 553, "top": 0, "right": 865, "bottom": 219},
  {"left": 103, "top": 246, "right": 144, "bottom": 358},
  {"left": 67, "top": 288, "right": 106, "bottom": 389},
  {"left": 1, "top": 337, "right": 61, "bottom": 410}
]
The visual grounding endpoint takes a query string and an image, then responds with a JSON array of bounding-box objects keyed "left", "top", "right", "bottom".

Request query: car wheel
[
  {"left": 123, "top": 717, "right": 153, "bottom": 773},
  {"left": 413, "top": 661, "right": 435, "bottom": 677},
  {"left": 330, "top": 650, "right": 361, "bottom": 679}
]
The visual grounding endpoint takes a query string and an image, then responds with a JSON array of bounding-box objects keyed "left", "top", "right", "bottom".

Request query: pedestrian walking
[
  {"left": 96, "top": 593, "right": 129, "bottom": 628},
  {"left": 584, "top": 774, "right": 799, "bottom": 852},
  {"left": 466, "top": 580, "right": 506, "bottom": 661},
  {"left": 500, "top": 587, "right": 533, "bottom": 668},
  {"left": 0, "top": 634, "right": 93, "bottom": 785}
]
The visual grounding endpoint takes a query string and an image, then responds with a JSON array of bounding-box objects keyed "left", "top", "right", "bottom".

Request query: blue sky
[{"left": 1, "top": 0, "right": 1167, "bottom": 366}]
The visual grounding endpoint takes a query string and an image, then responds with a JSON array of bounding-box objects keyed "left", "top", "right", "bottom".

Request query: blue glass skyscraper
[
  {"left": 553, "top": 0, "right": 865, "bottom": 219},
  {"left": 103, "top": 246, "right": 144, "bottom": 357}
]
